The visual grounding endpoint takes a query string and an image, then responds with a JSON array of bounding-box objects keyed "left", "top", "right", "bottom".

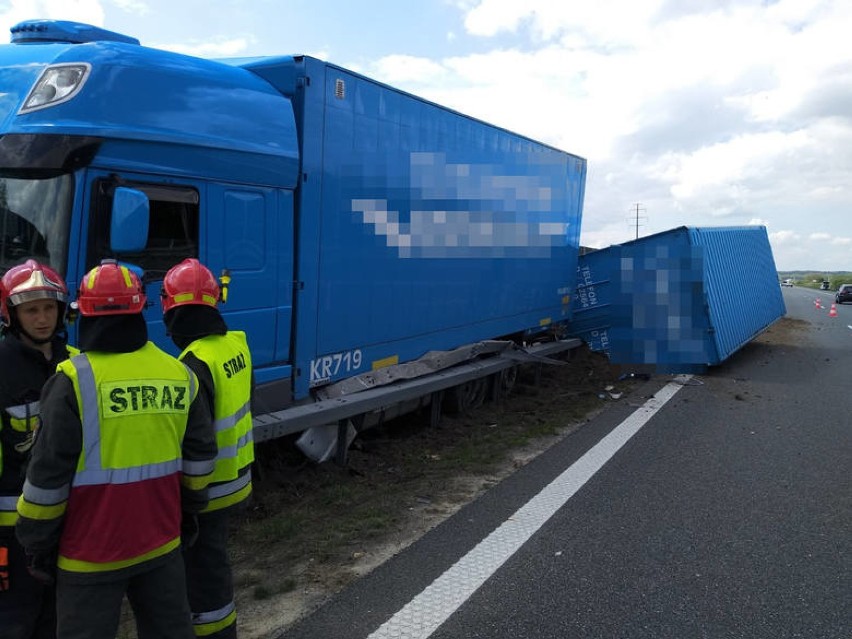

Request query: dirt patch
[
  {"left": 755, "top": 315, "right": 810, "bottom": 346},
  {"left": 231, "top": 345, "right": 631, "bottom": 638}
]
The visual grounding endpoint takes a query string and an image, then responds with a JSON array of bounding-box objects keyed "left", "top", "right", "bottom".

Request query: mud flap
[{"left": 296, "top": 421, "right": 358, "bottom": 463}]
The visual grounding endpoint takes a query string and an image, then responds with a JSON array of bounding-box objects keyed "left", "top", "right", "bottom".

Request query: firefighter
[
  {"left": 161, "top": 258, "right": 254, "bottom": 639},
  {"left": 0, "top": 259, "right": 77, "bottom": 639},
  {"left": 15, "top": 259, "right": 217, "bottom": 639}
]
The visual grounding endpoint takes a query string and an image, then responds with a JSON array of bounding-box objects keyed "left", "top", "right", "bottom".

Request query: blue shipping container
[{"left": 570, "top": 226, "right": 786, "bottom": 372}]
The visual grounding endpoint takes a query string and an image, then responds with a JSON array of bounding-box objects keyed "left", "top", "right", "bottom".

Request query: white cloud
[
  {"left": 462, "top": 0, "right": 661, "bottom": 45},
  {"left": 152, "top": 36, "right": 253, "bottom": 58},
  {"left": 370, "top": 54, "right": 449, "bottom": 86},
  {"left": 462, "top": 0, "right": 533, "bottom": 38},
  {"left": 770, "top": 230, "right": 801, "bottom": 244},
  {"left": 664, "top": 130, "right": 811, "bottom": 205},
  {"left": 111, "top": 0, "right": 149, "bottom": 15}
]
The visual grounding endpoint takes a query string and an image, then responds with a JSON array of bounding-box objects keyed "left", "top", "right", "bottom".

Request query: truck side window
[
  {"left": 88, "top": 180, "right": 199, "bottom": 277},
  {"left": 0, "top": 174, "right": 74, "bottom": 276}
]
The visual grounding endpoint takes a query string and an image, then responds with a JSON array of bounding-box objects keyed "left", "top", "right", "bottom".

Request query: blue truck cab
[{"left": 0, "top": 20, "right": 586, "bottom": 438}]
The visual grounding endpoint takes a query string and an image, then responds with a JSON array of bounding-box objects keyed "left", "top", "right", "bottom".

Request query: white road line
[{"left": 367, "top": 376, "right": 691, "bottom": 639}]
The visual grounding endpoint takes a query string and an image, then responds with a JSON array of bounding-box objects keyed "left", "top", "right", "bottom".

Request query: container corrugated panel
[
  {"left": 689, "top": 226, "right": 787, "bottom": 362},
  {"left": 568, "top": 226, "right": 786, "bottom": 372}
]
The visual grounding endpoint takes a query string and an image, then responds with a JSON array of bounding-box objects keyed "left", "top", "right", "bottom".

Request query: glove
[
  {"left": 26, "top": 550, "right": 56, "bottom": 586},
  {"left": 181, "top": 514, "right": 199, "bottom": 548}
]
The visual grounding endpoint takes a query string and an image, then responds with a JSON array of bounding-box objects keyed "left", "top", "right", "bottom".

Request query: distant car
[
  {"left": 820, "top": 281, "right": 831, "bottom": 290},
  {"left": 781, "top": 279, "right": 794, "bottom": 287},
  {"left": 836, "top": 284, "right": 852, "bottom": 304}
]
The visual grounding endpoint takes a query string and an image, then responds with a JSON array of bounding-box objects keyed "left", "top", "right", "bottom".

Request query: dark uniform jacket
[{"left": 0, "top": 333, "right": 73, "bottom": 536}]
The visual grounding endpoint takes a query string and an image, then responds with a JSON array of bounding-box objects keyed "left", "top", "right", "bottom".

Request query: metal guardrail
[{"left": 251, "top": 338, "right": 582, "bottom": 443}]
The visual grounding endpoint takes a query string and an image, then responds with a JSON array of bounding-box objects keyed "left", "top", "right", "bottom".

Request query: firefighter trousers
[
  {"left": 0, "top": 531, "right": 56, "bottom": 639},
  {"left": 55, "top": 548, "right": 193, "bottom": 639},
  {"left": 184, "top": 508, "right": 237, "bottom": 639}
]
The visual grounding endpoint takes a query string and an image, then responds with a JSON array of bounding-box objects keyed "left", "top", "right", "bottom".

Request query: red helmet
[
  {"left": 1, "top": 259, "right": 68, "bottom": 326},
  {"left": 161, "top": 258, "right": 220, "bottom": 313},
  {"left": 76, "top": 259, "right": 146, "bottom": 316}
]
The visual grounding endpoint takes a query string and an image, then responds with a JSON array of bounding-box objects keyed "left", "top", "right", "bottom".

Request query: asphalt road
[{"left": 278, "top": 287, "right": 851, "bottom": 639}]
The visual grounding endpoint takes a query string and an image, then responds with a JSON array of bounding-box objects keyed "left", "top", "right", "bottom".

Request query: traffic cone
[
  {"left": 829, "top": 304, "right": 838, "bottom": 317},
  {"left": 815, "top": 298, "right": 823, "bottom": 309}
]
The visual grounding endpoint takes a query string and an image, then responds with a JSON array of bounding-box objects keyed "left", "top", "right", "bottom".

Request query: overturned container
[{"left": 570, "top": 226, "right": 786, "bottom": 372}]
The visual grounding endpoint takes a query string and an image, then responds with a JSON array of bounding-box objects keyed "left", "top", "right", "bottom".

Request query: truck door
[
  {"left": 205, "top": 184, "right": 293, "bottom": 372},
  {"left": 84, "top": 175, "right": 293, "bottom": 375},
  {"left": 84, "top": 175, "right": 202, "bottom": 354}
]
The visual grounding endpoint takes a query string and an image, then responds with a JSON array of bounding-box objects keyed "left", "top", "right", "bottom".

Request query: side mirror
[{"left": 110, "top": 187, "right": 149, "bottom": 252}]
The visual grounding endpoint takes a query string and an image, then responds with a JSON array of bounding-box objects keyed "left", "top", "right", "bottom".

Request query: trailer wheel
[{"left": 445, "top": 377, "right": 489, "bottom": 415}]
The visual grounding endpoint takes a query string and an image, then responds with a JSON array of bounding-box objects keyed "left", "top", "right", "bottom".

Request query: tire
[{"left": 444, "top": 377, "right": 489, "bottom": 415}]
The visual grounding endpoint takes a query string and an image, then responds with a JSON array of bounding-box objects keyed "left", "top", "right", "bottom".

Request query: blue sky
[{"left": 2, "top": 0, "right": 851, "bottom": 271}]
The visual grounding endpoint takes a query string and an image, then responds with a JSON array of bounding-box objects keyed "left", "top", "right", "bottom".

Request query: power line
[{"left": 628, "top": 202, "right": 647, "bottom": 240}]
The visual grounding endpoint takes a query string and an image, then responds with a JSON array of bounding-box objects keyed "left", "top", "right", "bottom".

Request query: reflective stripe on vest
[
  {"left": 214, "top": 407, "right": 253, "bottom": 459},
  {"left": 208, "top": 468, "right": 251, "bottom": 500},
  {"left": 214, "top": 400, "right": 251, "bottom": 433}
]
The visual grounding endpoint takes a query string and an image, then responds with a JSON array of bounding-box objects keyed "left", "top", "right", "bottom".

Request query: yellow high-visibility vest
[
  {"left": 181, "top": 331, "right": 254, "bottom": 512},
  {"left": 18, "top": 342, "right": 213, "bottom": 573}
]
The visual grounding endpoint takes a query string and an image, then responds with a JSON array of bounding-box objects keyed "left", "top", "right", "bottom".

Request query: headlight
[{"left": 19, "top": 63, "right": 91, "bottom": 114}]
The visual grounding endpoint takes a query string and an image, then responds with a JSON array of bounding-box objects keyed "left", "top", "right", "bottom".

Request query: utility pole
[{"left": 629, "top": 203, "right": 647, "bottom": 239}]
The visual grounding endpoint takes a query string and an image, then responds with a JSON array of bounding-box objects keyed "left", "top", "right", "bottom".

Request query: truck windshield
[{"left": 0, "top": 175, "right": 72, "bottom": 276}]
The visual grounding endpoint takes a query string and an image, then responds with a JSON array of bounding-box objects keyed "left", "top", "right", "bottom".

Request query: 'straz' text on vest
[
  {"left": 223, "top": 352, "right": 247, "bottom": 379},
  {"left": 102, "top": 381, "right": 188, "bottom": 416}
]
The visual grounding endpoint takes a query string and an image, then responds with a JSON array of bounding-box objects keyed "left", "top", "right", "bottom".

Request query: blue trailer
[
  {"left": 0, "top": 20, "right": 586, "bottom": 453},
  {"left": 569, "top": 226, "right": 786, "bottom": 372}
]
